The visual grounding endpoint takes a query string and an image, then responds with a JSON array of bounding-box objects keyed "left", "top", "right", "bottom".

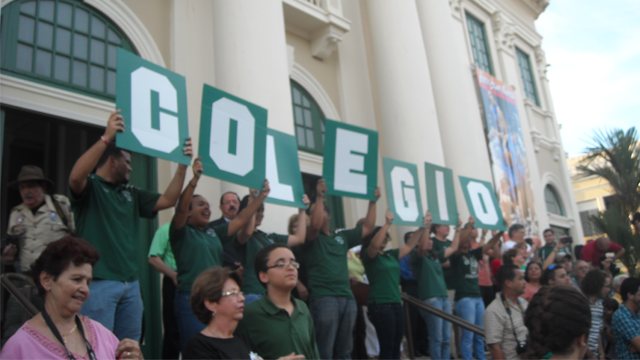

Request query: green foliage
[{"left": 590, "top": 206, "right": 639, "bottom": 276}]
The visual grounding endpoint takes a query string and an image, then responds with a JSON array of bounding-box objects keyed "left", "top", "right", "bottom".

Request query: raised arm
[
  {"left": 367, "top": 209, "right": 393, "bottom": 259},
  {"left": 69, "top": 110, "right": 123, "bottom": 195},
  {"left": 306, "top": 179, "right": 327, "bottom": 241},
  {"left": 399, "top": 212, "right": 429, "bottom": 260},
  {"left": 482, "top": 230, "right": 505, "bottom": 254},
  {"left": 416, "top": 212, "right": 433, "bottom": 258},
  {"left": 447, "top": 217, "right": 464, "bottom": 257},
  {"left": 236, "top": 195, "right": 257, "bottom": 246},
  {"left": 361, "top": 187, "right": 381, "bottom": 239},
  {"left": 542, "top": 238, "right": 564, "bottom": 270},
  {"left": 287, "top": 195, "right": 311, "bottom": 247},
  {"left": 613, "top": 245, "right": 626, "bottom": 262},
  {"left": 153, "top": 138, "right": 193, "bottom": 212},
  {"left": 227, "top": 181, "right": 270, "bottom": 236},
  {"left": 171, "top": 157, "right": 202, "bottom": 230}
]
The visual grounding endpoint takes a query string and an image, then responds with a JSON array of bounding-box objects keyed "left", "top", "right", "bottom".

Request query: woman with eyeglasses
[{"left": 170, "top": 158, "right": 270, "bottom": 351}]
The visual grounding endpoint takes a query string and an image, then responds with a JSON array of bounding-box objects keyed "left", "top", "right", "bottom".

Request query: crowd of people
[{"left": 2, "top": 110, "right": 640, "bottom": 360}]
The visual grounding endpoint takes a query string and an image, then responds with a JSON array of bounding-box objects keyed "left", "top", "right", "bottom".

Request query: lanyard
[
  {"left": 41, "top": 310, "right": 96, "bottom": 360},
  {"left": 501, "top": 293, "right": 524, "bottom": 345}
]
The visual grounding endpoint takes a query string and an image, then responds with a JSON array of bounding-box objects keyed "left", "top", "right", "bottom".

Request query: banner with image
[
  {"left": 383, "top": 157, "right": 424, "bottom": 227},
  {"left": 264, "top": 129, "right": 306, "bottom": 209},
  {"left": 477, "top": 68, "right": 537, "bottom": 234}
]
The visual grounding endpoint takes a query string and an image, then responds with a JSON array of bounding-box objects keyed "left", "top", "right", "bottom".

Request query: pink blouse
[
  {"left": 0, "top": 315, "right": 120, "bottom": 360},
  {"left": 521, "top": 282, "right": 541, "bottom": 302}
]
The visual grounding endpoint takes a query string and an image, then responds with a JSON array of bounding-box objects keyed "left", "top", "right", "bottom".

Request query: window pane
[
  {"left": 16, "top": 44, "right": 34, "bottom": 71},
  {"left": 37, "top": 21, "right": 54, "bottom": 48},
  {"left": 56, "top": 28, "right": 71, "bottom": 54},
  {"left": 292, "top": 87, "right": 301, "bottom": 105},
  {"left": 35, "top": 49, "right": 52, "bottom": 77},
  {"left": 74, "top": 8, "right": 89, "bottom": 32},
  {"left": 18, "top": 15, "right": 35, "bottom": 43},
  {"left": 20, "top": 1, "right": 36, "bottom": 15},
  {"left": 91, "top": 16, "right": 105, "bottom": 38},
  {"left": 302, "top": 96, "right": 310, "bottom": 107},
  {"left": 72, "top": 60, "right": 87, "bottom": 86},
  {"left": 73, "top": 33, "right": 88, "bottom": 59},
  {"left": 54, "top": 55, "right": 70, "bottom": 81},
  {"left": 39, "top": 0, "right": 54, "bottom": 22},
  {"left": 305, "top": 129, "right": 315, "bottom": 149},
  {"left": 107, "top": 28, "right": 121, "bottom": 44},
  {"left": 304, "top": 109, "right": 313, "bottom": 127},
  {"left": 90, "top": 65, "right": 104, "bottom": 91},
  {"left": 294, "top": 107, "right": 304, "bottom": 125},
  {"left": 296, "top": 127, "right": 306, "bottom": 147},
  {"left": 90, "top": 39, "right": 105, "bottom": 65},
  {"left": 107, "top": 44, "right": 117, "bottom": 68},
  {"left": 57, "top": 2, "right": 72, "bottom": 27},
  {"left": 107, "top": 70, "right": 116, "bottom": 94}
]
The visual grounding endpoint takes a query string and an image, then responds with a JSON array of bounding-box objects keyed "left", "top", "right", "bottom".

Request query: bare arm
[
  {"left": 488, "top": 344, "right": 505, "bottom": 360},
  {"left": 367, "top": 209, "right": 393, "bottom": 259},
  {"left": 69, "top": 110, "right": 123, "bottom": 195},
  {"left": 236, "top": 196, "right": 256, "bottom": 246},
  {"left": 416, "top": 212, "right": 433, "bottom": 259},
  {"left": 446, "top": 217, "right": 464, "bottom": 258},
  {"left": 361, "top": 187, "right": 381, "bottom": 239},
  {"left": 306, "top": 179, "right": 327, "bottom": 241},
  {"left": 153, "top": 138, "right": 193, "bottom": 212},
  {"left": 542, "top": 240, "right": 564, "bottom": 270},
  {"left": 630, "top": 335, "right": 640, "bottom": 351},
  {"left": 613, "top": 247, "right": 626, "bottom": 261},
  {"left": 148, "top": 256, "right": 178, "bottom": 285},
  {"left": 227, "top": 182, "right": 271, "bottom": 237},
  {"left": 399, "top": 228, "right": 425, "bottom": 260},
  {"left": 171, "top": 157, "right": 202, "bottom": 230},
  {"left": 287, "top": 195, "right": 311, "bottom": 247},
  {"left": 482, "top": 230, "right": 505, "bottom": 254}
]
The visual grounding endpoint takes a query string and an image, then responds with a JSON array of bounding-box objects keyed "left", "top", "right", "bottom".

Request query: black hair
[
  {"left": 238, "top": 194, "right": 250, "bottom": 214},
  {"left": 602, "top": 297, "right": 619, "bottom": 312},
  {"left": 404, "top": 231, "right": 414, "bottom": 243},
  {"left": 96, "top": 143, "right": 129, "bottom": 169},
  {"left": 254, "top": 243, "right": 291, "bottom": 288},
  {"left": 502, "top": 248, "right": 519, "bottom": 266},
  {"left": 621, "top": 277, "right": 640, "bottom": 302},
  {"left": 580, "top": 269, "right": 606, "bottom": 297},
  {"left": 219, "top": 191, "right": 240, "bottom": 206},
  {"left": 524, "top": 262, "right": 542, "bottom": 282},
  {"left": 507, "top": 223, "right": 524, "bottom": 238},
  {"left": 543, "top": 228, "right": 554, "bottom": 236},
  {"left": 523, "top": 286, "right": 591, "bottom": 359},
  {"left": 540, "top": 266, "right": 562, "bottom": 286},
  {"left": 188, "top": 194, "right": 203, "bottom": 211},
  {"left": 362, "top": 226, "right": 383, "bottom": 251},
  {"left": 633, "top": 212, "right": 640, "bottom": 224},
  {"left": 496, "top": 264, "right": 520, "bottom": 288}
]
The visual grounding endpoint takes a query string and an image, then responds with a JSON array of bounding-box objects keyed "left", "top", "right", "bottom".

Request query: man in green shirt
[
  {"left": 303, "top": 178, "right": 379, "bottom": 360},
  {"left": 69, "top": 110, "right": 192, "bottom": 341},
  {"left": 538, "top": 228, "right": 571, "bottom": 262},
  {"left": 236, "top": 243, "right": 319, "bottom": 359}
]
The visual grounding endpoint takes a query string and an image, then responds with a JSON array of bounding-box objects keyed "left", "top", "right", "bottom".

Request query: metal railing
[
  {"left": 1, "top": 273, "right": 39, "bottom": 318},
  {"left": 401, "top": 292, "right": 484, "bottom": 360}
]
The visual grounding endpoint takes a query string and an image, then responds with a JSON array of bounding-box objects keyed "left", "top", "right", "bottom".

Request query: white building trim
[
  {"left": 541, "top": 172, "right": 576, "bottom": 230},
  {"left": 290, "top": 62, "right": 341, "bottom": 120}
]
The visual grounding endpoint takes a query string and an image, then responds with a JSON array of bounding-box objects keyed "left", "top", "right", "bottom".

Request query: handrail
[{"left": 1, "top": 273, "right": 39, "bottom": 317}]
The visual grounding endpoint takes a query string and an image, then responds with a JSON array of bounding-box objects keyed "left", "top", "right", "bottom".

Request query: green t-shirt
[
  {"left": 70, "top": 174, "right": 160, "bottom": 282},
  {"left": 538, "top": 244, "right": 572, "bottom": 262},
  {"left": 410, "top": 249, "right": 448, "bottom": 300},
  {"left": 301, "top": 227, "right": 363, "bottom": 301},
  {"left": 170, "top": 222, "right": 232, "bottom": 292},
  {"left": 450, "top": 247, "right": 483, "bottom": 301},
  {"left": 361, "top": 248, "right": 401, "bottom": 304},
  {"left": 431, "top": 237, "right": 455, "bottom": 290},
  {"left": 236, "top": 295, "right": 320, "bottom": 360},
  {"left": 148, "top": 223, "right": 177, "bottom": 271},
  {"left": 234, "top": 230, "right": 289, "bottom": 295}
]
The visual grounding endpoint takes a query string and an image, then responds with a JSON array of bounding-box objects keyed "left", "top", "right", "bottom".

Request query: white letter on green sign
[
  {"left": 266, "top": 134, "right": 294, "bottom": 202},
  {"left": 466, "top": 181, "right": 499, "bottom": 225},
  {"left": 209, "top": 98, "right": 254, "bottom": 176},
  {"left": 391, "top": 167, "right": 419, "bottom": 222},
  {"left": 334, "top": 128, "right": 368, "bottom": 194}
]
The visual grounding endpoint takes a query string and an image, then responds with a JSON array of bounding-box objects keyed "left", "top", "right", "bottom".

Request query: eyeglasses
[
  {"left": 221, "top": 289, "right": 244, "bottom": 298},
  {"left": 266, "top": 260, "right": 300, "bottom": 270}
]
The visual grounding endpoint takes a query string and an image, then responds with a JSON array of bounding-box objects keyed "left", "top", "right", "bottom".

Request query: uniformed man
[{"left": 1, "top": 165, "right": 74, "bottom": 345}]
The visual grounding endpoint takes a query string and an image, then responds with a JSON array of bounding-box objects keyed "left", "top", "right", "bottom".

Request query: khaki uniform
[{"left": 7, "top": 194, "right": 75, "bottom": 272}]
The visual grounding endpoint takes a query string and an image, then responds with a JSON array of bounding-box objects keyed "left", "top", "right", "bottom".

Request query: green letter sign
[
  {"left": 383, "top": 158, "right": 424, "bottom": 227},
  {"left": 424, "top": 162, "right": 458, "bottom": 226},
  {"left": 265, "top": 129, "right": 306, "bottom": 209},
  {"left": 115, "top": 48, "right": 190, "bottom": 165},
  {"left": 459, "top": 176, "right": 506, "bottom": 230}
]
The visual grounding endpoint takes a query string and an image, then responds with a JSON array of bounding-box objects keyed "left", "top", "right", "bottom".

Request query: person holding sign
[
  {"left": 361, "top": 210, "right": 426, "bottom": 359},
  {"left": 449, "top": 218, "right": 504, "bottom": 360},
  {"left": 234, "top": 193, "right": 310, "bottom": 304},
  {"left": 68, "top": 110, "right": 193, "bottom": 341},
  {"left": 169, "top": 157, "right": 271, "bottom": 351},
  {"left": 303, "top": 178, "right": 380, "bottom": 360},
  {"left": 411, "top": 212, "right": 462, "bottom": 360}
]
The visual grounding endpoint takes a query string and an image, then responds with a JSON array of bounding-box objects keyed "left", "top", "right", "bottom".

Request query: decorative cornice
[
  {"left": 311, "top": 24, "right": 344, "bottom": 60},
  {"left": 491, "top": 11, "right": 515, "bottom": 51},
  {"left": 449, "top": 0, "right": 463, "bottom": 19},
  {"left": 521, "top": 0, "right": 550, "bottom": 19},
  {"left": 531, "top": 129, "right": 562, "bottom": 161}
]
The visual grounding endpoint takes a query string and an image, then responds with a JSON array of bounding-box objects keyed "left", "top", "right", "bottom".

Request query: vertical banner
[
  {"left": 383, "top": 158, "right": 424, "bottom": 227},
  {"left": 477, "top": 68, "right": 537, "bottom": 233},
  {"left": 424, "top": 162, "right": 458, "bottom": 226},
  {"left": 264, "top": 129, "right": 306, "bottom": 209},
  {"left": 459, "top": 176, "right": 506, "bottom": 231},
  {"left": 322, "top": 119, "right": 378, "bottom": 200},
  {"left": 198, "top": 84, "right": 267, "bottom": 190},
  {"left": 116, "top": 48, "right": 190, "bottom": 165}
]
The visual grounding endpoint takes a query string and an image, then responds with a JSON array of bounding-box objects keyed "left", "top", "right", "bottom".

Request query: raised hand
[
  {"left": 192, "top": 157, "right": 203, "bottom": 179},
  {"left": 424, "top": 211, "right": 432, "bottom": 228},
  {"left": 385, "top": 209, "right": 394, "bottom": 225},
  {"left": 302, "top": 194, "right": 310, "bottom": 208},
  {"left": 468, "top": 216, "right": 475, "bottom": 227},
  {"left": 260, "top": 179, "right": 270, "bottom": 197},
  {"left": 103, "top": 110, "right": 124, "bottom": 142},
  {"left": 183, "top": 137, "right": 193, "bottom": 159},
  {"left": 373, "top": 186, "right": 381, "bottom": 200}
]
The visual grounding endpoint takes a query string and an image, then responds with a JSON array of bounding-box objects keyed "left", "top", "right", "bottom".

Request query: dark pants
[
  {"left": 400, "top": 278, "right": 430, "bottom": 355},
  {"left": 162, "top": 276, "right": 181, "bottom": 360},
  {"left": 352, "top": 305, "right": 368, "bottom": 360},
  {"left": 368, "top": 303, "right": 404, "bottom": 360},
  {"left": 480, "top": 286, "right": 495, "bottom": 308}
]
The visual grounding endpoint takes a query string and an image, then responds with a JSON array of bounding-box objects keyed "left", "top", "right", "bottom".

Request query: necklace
[{"left": 62, "top": 324, "right": 78, "bottom": 344}]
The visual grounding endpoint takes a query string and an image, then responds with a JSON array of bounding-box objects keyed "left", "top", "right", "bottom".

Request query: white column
[{"left": 416, "top": 0, "right": 494, "bottom": 222}]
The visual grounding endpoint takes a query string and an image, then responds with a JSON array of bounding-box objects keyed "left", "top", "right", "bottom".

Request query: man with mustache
[
  {"left": 2, "top": 165, "right": 75, "bottom": 343},
  {"left": 210, "top": 192, "right": 242, "bottom": 268}
]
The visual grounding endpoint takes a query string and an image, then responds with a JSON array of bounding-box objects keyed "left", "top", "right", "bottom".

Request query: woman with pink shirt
[
  {"left": 522, "top": 262, "right": 542, "bottom": 301},
  {"left": 467, "top": 227, "right": 496, "bottom": 307}
]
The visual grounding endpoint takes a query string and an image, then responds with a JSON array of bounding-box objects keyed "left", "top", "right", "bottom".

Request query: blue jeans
[
  {"left": 310, "top": 296, "right": 357, "bottom": 359},
  {"left": 455, "top": 297, "right": 486, "bottom": 360},
  {"left": 367, "top": 303, "right": 404, "bottom": 359},
  {"left": 420, "top": 297, "right": 451, "bottom": 360},
  {"left": 244, "top": 293, "right": 262, "bottom": 305},
  {"left": 175, "top": 291, "right": 205, "bottom": 352},
  {"left": 80, "top": 280, "right": 143, "bottom": 341}
]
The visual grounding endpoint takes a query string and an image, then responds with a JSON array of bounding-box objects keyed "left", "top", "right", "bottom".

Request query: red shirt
[{"left": 580, "top": 240, "right": 622, "bottom": 267}]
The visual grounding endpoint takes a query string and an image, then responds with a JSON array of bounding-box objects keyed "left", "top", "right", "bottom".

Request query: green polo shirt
[
  {"left": 410, "top": 249, "right": 448, "bottom": 300},
  {"left": 170, "top": 222, "right": 231, "bottom": 292},
  {"left": 302, "top": 227, "right": 363, "bottom": 301},
  {"left": 234, "top": 231, "right": 289, "bottom": 295},
  {"left": 538, "top": 244, "right": 572, "bottom": 262},
  {"left": 450, "top": 247, "right": 483, "bottom": 301},
  {"left": 148, "top": 223, "right": 177, "bottom": 271},
  {"left": 361, "top": 248, "right": 401, "bottom": 304},
  {"left": 71, "top": 174, "right": 160, "bottom": 282},
  {"left": 236, "top": 295, "right": 320, "bottom": 360},
  {"left": 431, "top": 237, "right": 455, "bottom": 290}
]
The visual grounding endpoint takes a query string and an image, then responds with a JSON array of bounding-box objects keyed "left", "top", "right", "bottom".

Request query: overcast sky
[{"left": 536, "top": 0, "right": 640, "bottom": 158}]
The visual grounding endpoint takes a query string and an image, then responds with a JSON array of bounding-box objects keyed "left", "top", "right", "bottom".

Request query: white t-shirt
[{"left": 502, "top": 240, "right": 531, "bottom": 256}]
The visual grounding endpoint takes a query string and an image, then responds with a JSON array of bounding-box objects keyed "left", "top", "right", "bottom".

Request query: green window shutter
[
  {"left": 544, "top": 185, "right": 564, "bottom": 216},
  {"left": 516, "top": 48, "right": 540, "bottom": 106},
  {"left": 466, "top": 14, "right": 493, "bottom": 75},
  {"left": 290, "top": 80, "right": 326, "bottom": 155},
  {"left": 1, "top": 0, "right": 136, "bottom": 101}
]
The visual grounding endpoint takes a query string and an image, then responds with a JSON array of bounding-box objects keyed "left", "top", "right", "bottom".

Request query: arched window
[
  {"left": 290, "top": 79, "right": 325, "bottom": 154},
  {"left": 1, "top": 0, "right": 136, "bottom": 100},
  {"left": 544, "top": 185, "right": 564, "bottom": 216}
]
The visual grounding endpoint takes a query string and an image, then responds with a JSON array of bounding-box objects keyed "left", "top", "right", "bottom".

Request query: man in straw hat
[{"left": 2, "top": 165, "right": 75, "bottom": 345}]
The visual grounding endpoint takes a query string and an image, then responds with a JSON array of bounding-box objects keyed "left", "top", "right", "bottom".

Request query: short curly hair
[
  {"left": 580, "top": 268, "right": 606, "bottom": 297},
  {"left": 190, "top": 266, "right": 243, "bottom": 325}
]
